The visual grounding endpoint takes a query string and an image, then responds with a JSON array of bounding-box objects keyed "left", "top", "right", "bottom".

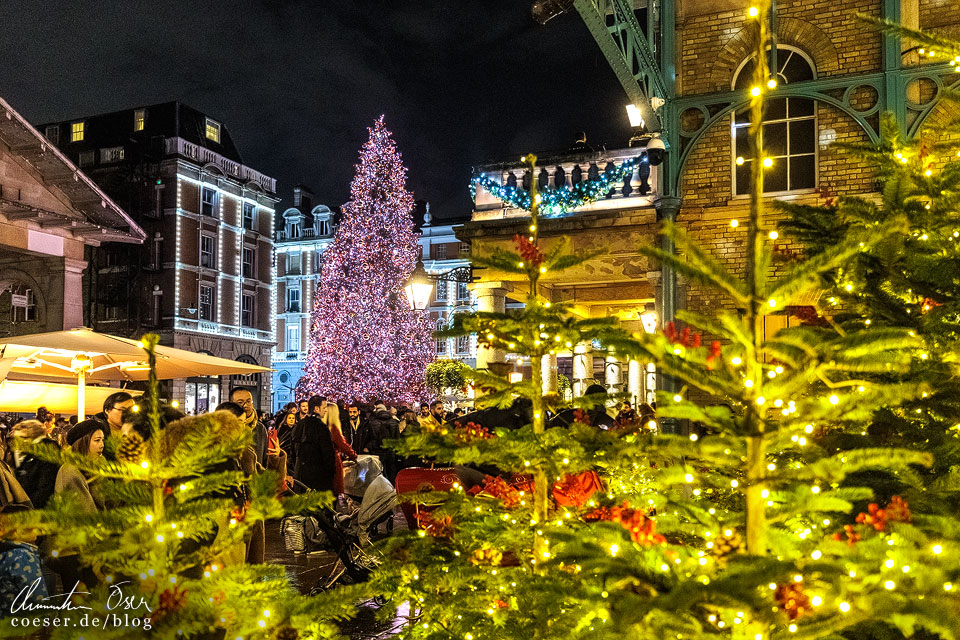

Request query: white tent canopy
[
  {"left": 0, "top": 380, "right": 143, "bottom": 415},
  {"left": 0, "top": 328, "right": 271, "bottom": 417}
]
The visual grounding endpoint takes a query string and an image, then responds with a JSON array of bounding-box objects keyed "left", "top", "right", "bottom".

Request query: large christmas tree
[
  {"left": 365, "top": 5, "right": 960, "bottom": 638},
  {"left": 299, "top": 117, "right": 431, "bottom": 404}
]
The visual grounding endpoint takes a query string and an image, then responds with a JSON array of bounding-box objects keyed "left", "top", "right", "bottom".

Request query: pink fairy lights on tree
[{"left": 297, "top": 117, "right": 431, "bottom": 403}]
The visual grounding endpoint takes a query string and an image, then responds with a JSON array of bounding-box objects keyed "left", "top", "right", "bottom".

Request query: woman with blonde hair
[{"left": 323, "top": 402, "right": 356, "bottom": 497}]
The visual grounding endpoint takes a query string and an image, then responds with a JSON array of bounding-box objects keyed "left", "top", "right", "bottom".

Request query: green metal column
[
  {"left": 655, "top": 195, "right": 681, "bottom": 434},
  {"left": 883, "top": 0, "right": 906, "bottom": 132}
]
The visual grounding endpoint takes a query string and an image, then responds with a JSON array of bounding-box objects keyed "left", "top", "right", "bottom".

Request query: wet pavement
[{"left": 263, "top": 515, "right": 408, "bottom": 640}]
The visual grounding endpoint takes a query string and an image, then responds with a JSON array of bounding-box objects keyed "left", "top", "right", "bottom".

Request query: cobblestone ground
[{"left": 263, "top": 515, "right": 408, "bottom": 640}]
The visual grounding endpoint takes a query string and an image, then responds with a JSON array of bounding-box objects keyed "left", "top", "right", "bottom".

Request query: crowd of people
[{"left": 0, "top": 384, "right": 655, "bottom": 607}]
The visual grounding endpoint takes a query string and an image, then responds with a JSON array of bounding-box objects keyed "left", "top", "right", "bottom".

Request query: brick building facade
[{"left": 462, "top": 0, "right": 960, "bottom": 406}]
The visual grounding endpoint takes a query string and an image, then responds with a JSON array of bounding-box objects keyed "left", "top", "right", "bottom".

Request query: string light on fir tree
[{"left": 297, "top": 116, "right": 431, "bottom": 403}]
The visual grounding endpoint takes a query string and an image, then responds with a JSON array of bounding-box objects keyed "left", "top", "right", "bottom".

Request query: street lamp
[
  {"left": 640, "top": 303, "right": 658, "bottom": 334},
  {"left": 403, "top": 260, "right": 434, "bottom": 312}
]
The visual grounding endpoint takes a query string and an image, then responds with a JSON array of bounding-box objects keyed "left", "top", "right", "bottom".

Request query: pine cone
[
  {"left": 710, "top": 529, "right": 742, "bottom": 561},
  {"left": 117, "top": 431, "right": 146, "bottom": 463},
  {"left": 275, "top": 625, "right": 299, "bottom": 640}
]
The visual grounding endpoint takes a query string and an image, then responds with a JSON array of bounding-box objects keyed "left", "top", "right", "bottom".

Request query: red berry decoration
[
  {"left": 774, "top": 582, "right": 811, "bottom": 620},
  {"left": 513, "top": 234, "right": 544, "bottom": 267}
]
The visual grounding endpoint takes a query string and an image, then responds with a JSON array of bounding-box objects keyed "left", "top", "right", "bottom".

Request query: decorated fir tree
[
  {"left": 298, "top": 117, "right": 431, "bottom": 404},
  {"left": 365, "top": 4, "right": 960, "bottom": 638},
  {"left": 0, "top": 335, "right": 354, "bottom": 640}
]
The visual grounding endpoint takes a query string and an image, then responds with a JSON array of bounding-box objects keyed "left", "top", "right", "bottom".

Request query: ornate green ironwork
[{"left": 573, "top": 0, "right": 667, "bottom": 132}]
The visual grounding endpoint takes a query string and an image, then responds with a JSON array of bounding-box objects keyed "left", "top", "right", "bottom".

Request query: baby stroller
[{"left": 280, "top": 455, "right": 397, "bottom": 594}]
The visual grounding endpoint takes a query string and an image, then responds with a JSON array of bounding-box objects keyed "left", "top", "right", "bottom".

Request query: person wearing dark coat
[
  {"left": 342, "top": 404, "right": 365, "bottom": 448},
  {"left": 292, "top": 396, "right": 340, "bottom": 493},
  {"left": 5, "top": 420, "right": 60, "bottom": 509},
  {"left": 355, "top": 404, "right": 400, "bottom": 481}
]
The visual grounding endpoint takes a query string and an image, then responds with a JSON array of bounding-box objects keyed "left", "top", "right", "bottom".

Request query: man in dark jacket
[
  {"left": 550, "top": 384, "right": 616, "bottom": 429},
  {"left": 292, "top": 396, "right": 338, "bottom": 493},
  {"left": 229, "top": 387, "right": 268, "bottom": 467},
  {"left": 355, "top": 404, "right": 400, "bottom": 481},
  {"left": 343, "top": 404, "right": 365, "bottom": 448},
  {"left": 5, "top": 419, "right": 60, "bottom": 508}
]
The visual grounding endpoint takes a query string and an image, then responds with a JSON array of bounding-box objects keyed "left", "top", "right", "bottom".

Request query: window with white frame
[
  {"left": 457, "top": 281, "right": 469, "bottom": 301},
  {"left": 44, "top": 125, "right": 59, "bottom": 144},
  {"left": 732, "top": 46, "right": 816, "bottom": 195},
  {"left": 456, "top": 334, "right": 470, "bottom": 354},
  {"left": 287, "top": 286, "right": 300, "bottom": 313},
  {"left": 287, "top": 251, "right": 301, "bottom": 275},
  {"left": 286, "top": 323, "right": 301, "bottom": 352},
  {"left": 200, "top": 235, "right": 215, "bottom": 268},
  {"left": 435, "top": 318, "right": 447, "bottom": 354},
  {"left": 201, "top": 187, "right": 218, "bottom": 216},
  {"left": 459, "top": 242, "right": 470, "bottom": 256},
  {"left": 199, "top": 285, "right": 214, "bottom": 321},
  {"left": 243, "top": 202, "right": 256, "bottom": 230},
  {"left": 242, "top": 247, "right": 255, "bottom": 278},
  {"left": 435, "top": 280, "right": 447, "bottom": 302},
  {"left": 241, "top": 294, "right": 254, "bottom": 327},
  {"left": 433, "top": 244, "right": 446, "bottom": 260}
]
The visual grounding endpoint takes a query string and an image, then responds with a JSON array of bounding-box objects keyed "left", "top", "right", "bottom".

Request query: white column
[
  {"left": 541, "top": 353, "right": 558, "bottom": 395},
  {"left": 572, "top": 342, "right": 594, "bottom": 397},
  {"left": 605, "top": 354, "right": 623, "bottom": 393},
  {"left": 474, "top": 285, "right": 507, "bottom": 371},
  {"left": 628, "top": 359, "right": 643, "bottom": 406}
]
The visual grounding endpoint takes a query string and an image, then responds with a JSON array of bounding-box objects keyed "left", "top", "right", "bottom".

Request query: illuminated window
[
  {"left": 459, "top": 242, "right": 470, "bottom": 255},
  {"left": 134, "top": 109, "right": 146, "bottom": 132},
  {"left": 205, "top": 118, "right": 221, "bottom": 143},
  {"left": 286, "top": 323, "right": 300, "bottom": 351},
  {"left": 457, "top": 281, "right": 469, "bottom": 301},
  {"left": 732, "top": 46, "right": 816, "bottom": 195},
  {"left": 70, "top": 121, "right": 84, "bottom": 142},
  {"left": 435, "top": 280, "right": 447, "bottom": 302},
  {"left": 457, "top": 335, "right": 470, "bottom": 354}
]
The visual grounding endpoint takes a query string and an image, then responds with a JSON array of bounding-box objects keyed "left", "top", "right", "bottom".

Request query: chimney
[{"left": 293, "top": 185, "right": 314, "bottom": 210}]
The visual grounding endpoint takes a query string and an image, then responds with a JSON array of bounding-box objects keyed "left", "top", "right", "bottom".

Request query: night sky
[{"left": 0, "top": 1, "right": 632, "bottom": 220}]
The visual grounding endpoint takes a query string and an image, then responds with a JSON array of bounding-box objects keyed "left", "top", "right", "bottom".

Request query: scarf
[{"left": 239, "top": 408, "right": 259, "bottom": 429}]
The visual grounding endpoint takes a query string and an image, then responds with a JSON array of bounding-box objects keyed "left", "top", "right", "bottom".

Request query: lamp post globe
[{"left": 404, "top": 260, "right": 434, "bottom": 311}]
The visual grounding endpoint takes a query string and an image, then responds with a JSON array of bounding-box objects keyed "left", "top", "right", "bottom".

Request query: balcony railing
[
  {"left": 166, "top": 137, "right": 277, "bottom": 193},
  {"left": 473, "top": 148, "right": 656, "bottom": 219}
]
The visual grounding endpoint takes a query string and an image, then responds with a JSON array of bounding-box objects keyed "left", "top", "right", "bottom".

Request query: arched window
[{"left": 732, "top": 46, "right": 816, "bottom": 195}]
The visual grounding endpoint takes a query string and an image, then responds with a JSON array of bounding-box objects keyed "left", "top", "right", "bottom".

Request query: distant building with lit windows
[
  {"left": 270, "top": 200, "right": 476, "bottom": 411},
  {"left": 272, "top": 186, "right": 337, "bottom": 411},
  {"left": 37, "top": 102, "right": 278, "bottom": 413}
]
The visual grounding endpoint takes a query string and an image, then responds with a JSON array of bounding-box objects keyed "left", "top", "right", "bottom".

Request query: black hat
[
  {"left": 66, "top": 419, "right": 106, "bottom": 447},
  {"left": 584, "top": 384, "right": 608, "bottom": 396}
]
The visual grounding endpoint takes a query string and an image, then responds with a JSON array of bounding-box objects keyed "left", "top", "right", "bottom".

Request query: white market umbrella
[
  {"left": 0, "top": 380, "right": 143, "bottom": 415},
  {"left": 0, "top": 328, "right": 271, "bottom": 417}
]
